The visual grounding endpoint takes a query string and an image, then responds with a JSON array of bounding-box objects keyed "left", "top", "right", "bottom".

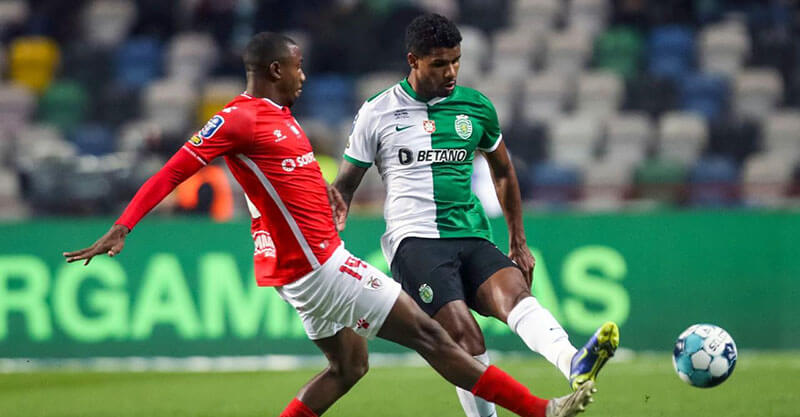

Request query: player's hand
[
  {"left": 327, "top": 184, "right": 348, "bottom": 231},
  {"left": 63, "top": 224, "right": 130, "bottom": 265},
  {"left": 509, "top": 243, "right": 535, "bottom": 288}
]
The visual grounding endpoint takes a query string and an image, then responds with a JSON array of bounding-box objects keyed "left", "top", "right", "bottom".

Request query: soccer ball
[{"left": 672, "top": 324, "right": 737, "bottom": 388}]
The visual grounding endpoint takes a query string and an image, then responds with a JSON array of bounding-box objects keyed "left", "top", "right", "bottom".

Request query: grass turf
[{"left": 1, "top": 352, "right": 796, "bottom": 417}]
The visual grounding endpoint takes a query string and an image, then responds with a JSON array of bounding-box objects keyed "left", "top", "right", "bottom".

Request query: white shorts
[{"left": 276, "top": 244, "right": 402, "bottom": 340}]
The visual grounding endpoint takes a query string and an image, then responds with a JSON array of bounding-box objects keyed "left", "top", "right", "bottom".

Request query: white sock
[
  {"left": 456, "top": 352, "right": 497, "bottom": 417},
  {"left": 507, "top": 296, "right": 577, "bottom": 379}
]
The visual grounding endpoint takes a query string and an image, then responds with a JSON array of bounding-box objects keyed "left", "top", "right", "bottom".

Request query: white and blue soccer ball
[{"left": 673, "top": 324, "right": 737, "bottom": 388}]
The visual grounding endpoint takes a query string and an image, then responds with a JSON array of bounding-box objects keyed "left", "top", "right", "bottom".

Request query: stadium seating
[
  {"left": 546, "top": 30, "right": 592, "bottom": 75},
  {"left": 658, "top": 111, "right": 708, "bottom": 161},
  {"left": 733, "top": 69, "right": 783, "bottom": 120},
  {"left": 60, "top": 44, "right": 113, "bottom": 89},
  {"left": 81, "top": 0, "right": 137, "bottom": 48},
  {"left": 593, "top": 26, "right": 643, "bottom": 79},
  {"left": 4, "top": 0, "right": 800, "bottom": 214},
  {"left": 8, "top": 36, "right": 60, "bottom": 94},
  {"left": 512, "top": 0, "right": 560, "bottom": 36},
  {"left": 624, "top": 74, "right": 676, "bottom": 116},
  {"left": 581, "top": 158, "right": 632, "bottom": 208},
  {"left": 68, "top": 123, "right": 115, "bottom": 156},
  {"left": 575, "top": 71, "right": 623, "bottom": 118},
  {"left": 698, "top": 21, "right": 750, "bottom": 77},
  {"left": 0, "top": 0, "right": 28, "bottom": 33},
  {"left": 548, "top": 115, "right": 601, "bottom": 165},
  {"left": 528, "top": 161, "right": 581, "bottom": 205},
  {"left": 678, "top": 73, "right": 728, "bottom": 120},
  {"left": 38, "top": 81, "right": 90, "bottom": 134},
  {"left": 492, "top": 29, "right": 535, "bottom": 81},
  {"left": 0, "top": 83, "right": 36, "bottom": 134},
  {"left": 762, "top": 110, "right": 800, "bottom": 157},
  {"left": 568, "top": 0, "right": 609, "bottom": 36},
  {"left": 115, "top": 36, "right": 163, "bottom": 89},
  {"left": 141, "top": 79, "right": 197, "bottom": 136},
  {"left": 474, "top": 73, "right": 517, "bottom": 128},
  {"left": 298, "top": 74, "right": 355, "bottom": 126},
  {"left": 633, "top": 157, "right": 687, "bottom": 204},
  {"left": 198, "top": 78, "right": 246, "bottom": 125},
  {"left": 604, "top": 113, "right": 652, "bottom": 164},
  {"left": 457, "top": 25, "right": 489, "bottom": 85},
  {"left": 354, "top": 71, "right": 404, "bottom": 105},
  {"left": 688, "top": 156, "right": 740, "bottom": 206},
  {"left": 647, "top": 25, "right": 694, "bottom": 80},
  {"left": 166, "top": 32, "right": 219, "bottom": 83},
  {"left": 521, "top": 71, "right": 568, "bottom": 123},
  {"left": 742, "top": 153, "right": 794, "bottom": 205}
]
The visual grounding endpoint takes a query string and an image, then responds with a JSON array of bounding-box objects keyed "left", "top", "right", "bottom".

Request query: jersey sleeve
[
  {"left": 181, "top": 108, "right": 253, "bottom": 164},
  {"left": 476, "top": 95, "right": 503, "bottom": 153},
  {"left": 342, "top": 103, "right": 377, "bottom": 168}
]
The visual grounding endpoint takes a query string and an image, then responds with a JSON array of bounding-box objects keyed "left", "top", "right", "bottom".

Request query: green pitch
[{"left": 1, "top": 352, "right": 796, "bottom": 417}]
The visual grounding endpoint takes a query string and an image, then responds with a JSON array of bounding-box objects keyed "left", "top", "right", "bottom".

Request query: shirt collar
[{"left": 399, "top": 78, "right": 452, "bottom": 106}]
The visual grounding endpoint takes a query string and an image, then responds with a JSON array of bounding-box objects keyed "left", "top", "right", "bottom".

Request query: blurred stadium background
[{"left": 1, "top": 0, "right": 799, "bottom": 415}]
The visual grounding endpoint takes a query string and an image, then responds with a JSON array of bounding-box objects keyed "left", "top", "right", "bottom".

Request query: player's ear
[
  {"left": 407, "top": 52, "right": 419, "bottom": 70},
  {"left": 269, "top": 60, "right": 281, "bottom": 80}
]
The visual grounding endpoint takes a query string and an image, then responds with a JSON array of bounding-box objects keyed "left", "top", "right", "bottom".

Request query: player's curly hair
[
  {"left": 405, "top": 13, "right": 462, "bottom": 57},
  {"left": 243, "top": 32, "right": 296, "bottom": 73}
]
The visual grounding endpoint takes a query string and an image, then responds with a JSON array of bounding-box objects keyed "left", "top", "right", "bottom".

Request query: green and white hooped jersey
[{"left": 343, "top": 79, "right": 503, "bottom": 264}]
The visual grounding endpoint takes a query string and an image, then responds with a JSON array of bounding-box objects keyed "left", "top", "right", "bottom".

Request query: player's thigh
[
  {"left": 376, "top": 290, "right": 448, "bottom": 350},
  {"left": 432, "top": 300, "right": 486, "bottom": 355},
  {"left": 460, "top": 239, "right": 528, "bottom": 319},
  {"left": 473, "top": 266, "right": 531, "bottom": 322},
  {"left": 390, "top": 237, "right": 466, "bottom": 317}
]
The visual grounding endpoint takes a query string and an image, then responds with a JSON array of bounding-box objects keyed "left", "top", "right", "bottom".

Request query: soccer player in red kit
[{"left": 63, "top": 32, "right": 595, "bottom": 417}]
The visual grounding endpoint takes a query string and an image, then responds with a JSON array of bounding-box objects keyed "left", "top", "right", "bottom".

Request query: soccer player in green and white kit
[{"left": 334, "top": 14, "right": 619, "bottom": 417}]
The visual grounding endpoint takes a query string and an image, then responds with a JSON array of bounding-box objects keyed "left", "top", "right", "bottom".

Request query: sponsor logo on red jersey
[{"left": 281, "top": 151, "right": 316, "bottom": 172}]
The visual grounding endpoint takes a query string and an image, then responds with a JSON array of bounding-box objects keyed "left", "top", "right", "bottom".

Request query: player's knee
[
  {"left": 328, "top": 358, "right": 368, "bottom": 387},
  {"left": 448, "top": 325, "right": 486, "bottom": 356},
  {"left": 349, "top": 356, "right": 369, "bottom": 382}
]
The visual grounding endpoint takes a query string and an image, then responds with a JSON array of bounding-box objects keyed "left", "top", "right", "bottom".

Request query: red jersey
[{"left": 117, "top": 94, "right": 341, "bottom": 286}]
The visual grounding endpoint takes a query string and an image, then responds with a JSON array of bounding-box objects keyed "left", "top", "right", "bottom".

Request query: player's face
[
  {"left": 280, "top": 44, "right": 306, "bottom": 107},
  {"left": 411, "top": 45, "right": 461, "bottom": 98}
]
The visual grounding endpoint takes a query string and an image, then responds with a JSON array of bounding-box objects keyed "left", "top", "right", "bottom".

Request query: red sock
[
  {"left": 470, "top": 365, "right": 549, "bottom": 417},
  {"left": 279, "top": 398, "right": 317, "bottom": 417}
]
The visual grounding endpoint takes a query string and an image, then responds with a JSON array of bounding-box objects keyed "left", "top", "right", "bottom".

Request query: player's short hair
[
  {"left": 405, "top": 13, "right": 462, "bottom": 57},
  {"left": 243, "top": 32, "right": 296, "bottom": 73}
]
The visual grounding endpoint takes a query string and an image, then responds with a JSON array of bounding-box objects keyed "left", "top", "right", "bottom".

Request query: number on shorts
[{"left": 340, "top": 256, "right": 365, "bottom": 280}]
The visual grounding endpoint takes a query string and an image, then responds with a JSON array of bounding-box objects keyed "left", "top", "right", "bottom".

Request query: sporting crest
[
  {"left": 423, "top": 120, "right": 436, "bottom": 134},
  {"left": 455, "top": 114, "right": 473, "bottom": 140}
]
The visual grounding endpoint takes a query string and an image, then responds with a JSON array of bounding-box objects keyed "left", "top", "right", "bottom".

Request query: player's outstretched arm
[
  {"left": 63, "top": 147, "right": 204, "bottom": 266},
  {"left": 331, "top": 160, "right": 368, "bottom": 228},
  {"left": 483, "top": 142, "right": 535, "bottom": 286},
  {"left": 63, "top": 224, "right": 129, "bottom": 265}
]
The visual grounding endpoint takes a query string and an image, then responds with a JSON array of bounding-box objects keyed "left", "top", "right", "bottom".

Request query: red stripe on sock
[
  {"left": 279, "top": 398, "right": 318, "bottom": 417},
  {"left": 471, "top": 365, "right": 549, "bottom": 417}
]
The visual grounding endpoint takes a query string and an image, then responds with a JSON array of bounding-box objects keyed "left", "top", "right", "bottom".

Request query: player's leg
[
  {"left": 280, "top": 244, "right": 594, "bottom": 416},
  {"left": 377, "top": 291, "right": 596, "bottom": 417},
  {"left": 392, "top": 238, "right": 496, "bottom": 417},
  {"left": 290, "top": 328, "right": 368, "bottom": 415},
  {"left": 278, "top": 323, "right": 368, "bottom": 416},
  {"left": 434, "top": 302, "right": 497, "bottom": 417},
  {"left": 472, "top": 255, "right": 619, "bottom": 389}
]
